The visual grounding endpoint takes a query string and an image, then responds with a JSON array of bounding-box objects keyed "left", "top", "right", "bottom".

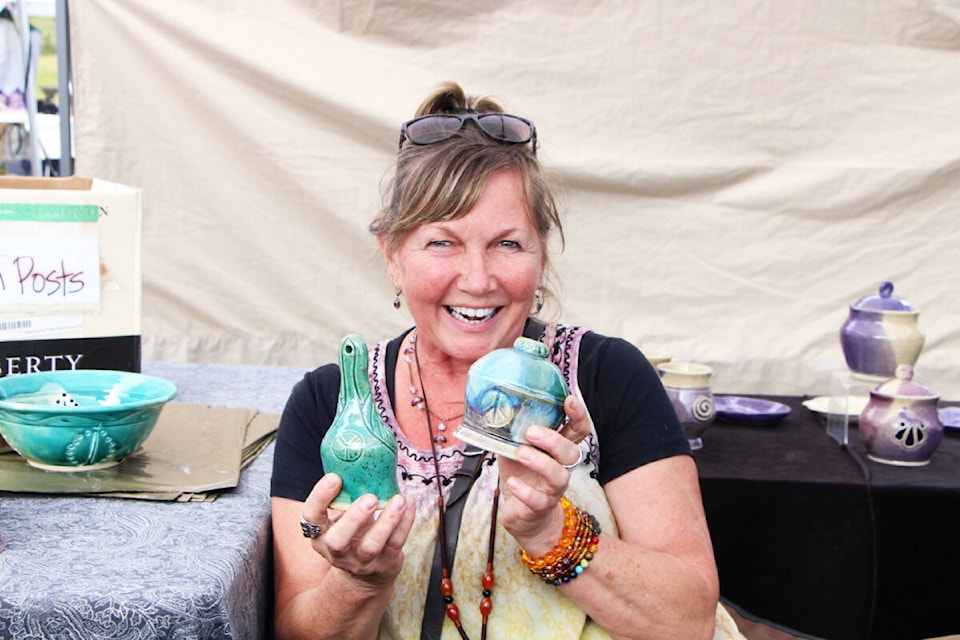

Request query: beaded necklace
[
  {"left": 407, "top": 331, "right": 499, "bottom": 640},
  {"left": 404, "top": 337, "right": 464, "bottom": 445}
]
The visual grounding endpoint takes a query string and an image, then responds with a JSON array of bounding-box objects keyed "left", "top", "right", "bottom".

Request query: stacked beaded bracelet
[{"left": 520, "top": 496, "right": 601, "bottom": 586}]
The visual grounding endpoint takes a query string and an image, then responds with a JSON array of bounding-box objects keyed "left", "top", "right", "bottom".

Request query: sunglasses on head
[{"left": 398, "top": 112, "right": 537, "bottom": 153}]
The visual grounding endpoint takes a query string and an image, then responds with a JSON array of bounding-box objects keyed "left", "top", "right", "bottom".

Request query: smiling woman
[
  {"left": 269, "top": 82, "right": 744, "bottom": 640},
  {"left": 381, "top": 169, "right": 545, "bottom": 366}
]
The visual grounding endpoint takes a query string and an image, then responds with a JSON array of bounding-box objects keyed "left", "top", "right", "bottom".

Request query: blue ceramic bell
[
  {"left": 320, "top": 334, "right": 399, "bottom": 509},
  {"left": 455, "top": 336, "right": 568, "bottom": 459}
]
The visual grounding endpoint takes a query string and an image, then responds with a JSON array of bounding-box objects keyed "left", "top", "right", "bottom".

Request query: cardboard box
[{"left": 0, "top": 176, "right": 142, "bottom": 376}]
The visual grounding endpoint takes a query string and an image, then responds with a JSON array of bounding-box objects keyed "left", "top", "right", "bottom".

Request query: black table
[{"left": 694, "top": 396, "right": 960, "bottom": 640}]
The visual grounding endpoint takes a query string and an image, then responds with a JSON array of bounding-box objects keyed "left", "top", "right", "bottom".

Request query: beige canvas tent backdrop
[{"left": 70, "top": 0, "right": 960, "bottom": 398}]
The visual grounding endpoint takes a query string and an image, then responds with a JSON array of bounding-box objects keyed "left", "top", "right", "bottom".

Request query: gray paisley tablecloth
[{"left": 0, "top": 362, "right": 308, "bottom": 640}]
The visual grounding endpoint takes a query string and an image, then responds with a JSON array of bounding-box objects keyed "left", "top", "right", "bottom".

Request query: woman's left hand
[{"left": 497, "top": 394, "right": 593, "bottom": 555}]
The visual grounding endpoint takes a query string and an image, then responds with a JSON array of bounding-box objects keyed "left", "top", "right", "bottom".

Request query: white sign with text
[{"left": 0, "top": 235, "right": 101, "bottom": 308}]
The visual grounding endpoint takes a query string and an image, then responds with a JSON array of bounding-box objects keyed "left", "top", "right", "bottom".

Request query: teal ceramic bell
[
  {"left": 455, "top": 336, "right": 568, "bottom": 459},
  {"left": 320, "top": 334, "right": 399, "bottom": 509}
]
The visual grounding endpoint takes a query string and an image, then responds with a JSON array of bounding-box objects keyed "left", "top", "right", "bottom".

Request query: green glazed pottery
[
  {"left": 321, "top": 334, "right": 400, "bottom": 509},
  {"left": 0, "top": 370, "right": 177, "bottom": 471}
]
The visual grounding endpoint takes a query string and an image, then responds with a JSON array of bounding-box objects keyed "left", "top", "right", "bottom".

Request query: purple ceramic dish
[
  {"left": 939, "top": 407, "right": 960, "bottom": 433},
  {"left": 714, "top": 395, "right": 791, "bottom": 424}
]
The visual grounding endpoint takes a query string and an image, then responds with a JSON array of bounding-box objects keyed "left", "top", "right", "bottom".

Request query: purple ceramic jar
[
  {"left": 839, "top": 281, "right": 924, "bottom": 381},
  {"left": 657, "top": 361, "right": 715, "bottom": 450},
  {"left": 859, "top": 365, "right": 942, "bottom": 466}
]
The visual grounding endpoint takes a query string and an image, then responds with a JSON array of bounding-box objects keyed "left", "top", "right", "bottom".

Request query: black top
[{"left": 271, "top": 326, "right": 689, "bottom": 502}]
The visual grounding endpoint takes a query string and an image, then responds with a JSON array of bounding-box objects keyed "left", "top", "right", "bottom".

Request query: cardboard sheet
[{"left": 0, "top": 402, "right": 279, "bottom": 499}]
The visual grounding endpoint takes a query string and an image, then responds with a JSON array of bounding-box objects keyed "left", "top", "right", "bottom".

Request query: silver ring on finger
[
  {"left": 300, "top": 515, "right": 329, "bottom": 539},
  {"left": 562, "top": 443, "right": 585, "bottom": 470}
]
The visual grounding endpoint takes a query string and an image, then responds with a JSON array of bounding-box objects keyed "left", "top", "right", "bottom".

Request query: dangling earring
[
  {"left": 393, "top": 288, "right": 402, "bottom": 310},
  {"left": 533, "top": 288, "right": 544, "bottom": 314}
]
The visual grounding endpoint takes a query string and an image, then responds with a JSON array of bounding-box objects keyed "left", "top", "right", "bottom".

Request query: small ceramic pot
[
  {"left": 859, "top": 365, "right": 943, "bottom": 466},
  {"left": 457, "top": 337, "right": 569, "bottom": 460},
  {"left": 840, "top": 281, "right": 924, "bottom": 381},
  {"left": 658, "top": 362, "right": 715, "bottom": 450}
]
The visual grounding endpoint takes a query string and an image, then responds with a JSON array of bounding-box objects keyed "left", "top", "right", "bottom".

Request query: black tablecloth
[{"left": 695, "top": 396, "right": 960, "bottom": 640}]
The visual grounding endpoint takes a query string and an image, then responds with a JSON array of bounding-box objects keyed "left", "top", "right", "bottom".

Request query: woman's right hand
[{"left": 302, "top": 473, "right": 417, "bottom": 589}]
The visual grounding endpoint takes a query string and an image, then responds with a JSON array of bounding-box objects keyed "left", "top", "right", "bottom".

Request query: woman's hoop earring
[
  {"left": 533, "top": 288, "right": 544, "bottom": 314},
  {"left": 393, "top": 288, "right": 402, "bottom": 310}
]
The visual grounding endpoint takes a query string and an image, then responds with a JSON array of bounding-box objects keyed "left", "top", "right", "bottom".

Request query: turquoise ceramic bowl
[{"left": 0, "top": 370, "right": 177, "bottom": 472}]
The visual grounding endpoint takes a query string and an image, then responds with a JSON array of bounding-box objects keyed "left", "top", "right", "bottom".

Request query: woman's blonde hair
[{"left": 370, "top": 82, "right": 564, "bottom": 311}]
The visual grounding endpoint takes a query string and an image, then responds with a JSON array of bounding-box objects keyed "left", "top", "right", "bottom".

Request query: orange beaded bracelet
[{"left": 520, "top": 496, "right": 601, "bottom": 585}]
